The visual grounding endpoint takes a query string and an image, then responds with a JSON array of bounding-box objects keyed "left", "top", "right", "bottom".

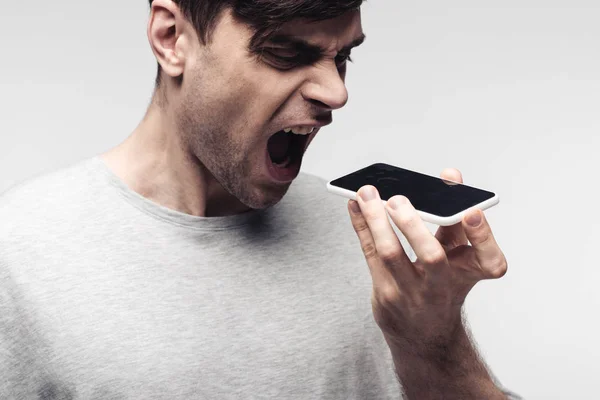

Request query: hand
[{"left": 348, "top": 168, "right": 508, "bottom": 351}]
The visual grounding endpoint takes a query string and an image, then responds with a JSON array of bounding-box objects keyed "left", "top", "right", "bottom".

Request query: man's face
[{"left": 175, "top": 8, "right": 364, "bottom": 210}]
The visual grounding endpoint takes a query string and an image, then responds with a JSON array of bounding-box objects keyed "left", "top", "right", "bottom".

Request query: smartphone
[{"left": 327, "top": 163, "right": 499, "bottom": 226}]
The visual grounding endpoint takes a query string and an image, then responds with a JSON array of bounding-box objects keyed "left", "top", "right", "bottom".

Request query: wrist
[
  {"left": 386, "top": 324, "right": 506, "bottom": 400},
  {"left": 384, "top": 316, "right": 466, "bottom": 359}
]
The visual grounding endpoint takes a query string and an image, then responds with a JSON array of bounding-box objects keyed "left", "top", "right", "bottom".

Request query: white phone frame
[{"left": 326, "top": 175, "right": 500, "bottom": 227}]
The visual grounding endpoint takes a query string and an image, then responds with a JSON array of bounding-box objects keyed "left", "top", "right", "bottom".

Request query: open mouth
[
  {"left": 266, "top": 127, "right": 314, "bottom": 182},
  {"left": 267, "top": 128, "right": 312, "bottom": 166}
]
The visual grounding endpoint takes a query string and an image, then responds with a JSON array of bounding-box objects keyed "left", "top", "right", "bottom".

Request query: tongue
[{"left": 267, "top": 131, "right": 292, "bottom": 163}]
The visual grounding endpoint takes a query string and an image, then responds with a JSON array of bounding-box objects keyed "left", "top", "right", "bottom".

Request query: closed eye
[
  {"left": 264, "top": 50, "right": 354, "bottom": 71},
  {"left": 257, "top": 33, "right": 364, "bottom": 71},
  {"left": 262, "top": 48, "right": 320, "bottom": 70}
]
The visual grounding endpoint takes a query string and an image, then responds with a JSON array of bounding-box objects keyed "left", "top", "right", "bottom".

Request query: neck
[{"left": 100, "top": 99, "right": 251, "bottom": 218}]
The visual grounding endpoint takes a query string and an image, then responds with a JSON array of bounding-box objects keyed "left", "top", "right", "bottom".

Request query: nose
[{"left": 301, "top": 63, "right": 349, "bottom": 111}]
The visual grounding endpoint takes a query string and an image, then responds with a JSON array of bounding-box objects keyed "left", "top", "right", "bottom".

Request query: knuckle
[
  {"left": 376, "top": 284, "right": 400, "bottom": 307},
  {"left": 377, "top": 240, "right": 402, "bottom": 264},
  {"left": 352, "top": 219, "right": 370, "bottom": 234},
  {"left": 472, "top": 230, "right": 493, "bottom": 247},
  {"left": 361, "top": 242, "right": 378, "bottom": 260},
  {"left": 420, "top": 249, "right": 446, "bottom": 265},
  {"left": 487, "top": 255, "right": 508, "bottom": 279}
]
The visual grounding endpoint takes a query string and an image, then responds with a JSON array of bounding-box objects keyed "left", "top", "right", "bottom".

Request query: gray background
[{"left": 1, "top": 1, "right": 599, "bottom": 399}]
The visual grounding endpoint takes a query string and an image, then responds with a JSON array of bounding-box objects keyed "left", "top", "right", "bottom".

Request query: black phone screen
[{"left": 330, "top": 163, "right": 496, "bottom": 217}]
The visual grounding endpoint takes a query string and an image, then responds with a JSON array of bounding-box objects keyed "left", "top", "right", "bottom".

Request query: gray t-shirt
[
  {"left": 0, "top": 157, "right": 522, "bottom": 400},
  {"left": 0, "top": 157, "right": 400, "bottom": 399}
]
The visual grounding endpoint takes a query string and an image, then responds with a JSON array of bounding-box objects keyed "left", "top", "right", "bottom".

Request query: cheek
[
  {"left": 245, "top": 71, "right": 303, "bottom": 122},
  {"left": 187, "top": 54, "right": 302, "bottom": 148},
  {"left": 211, "top": 65, "right": 275, "bottom": 128}
]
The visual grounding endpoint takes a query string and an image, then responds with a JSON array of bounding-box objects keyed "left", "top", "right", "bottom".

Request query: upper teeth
[{"left": 284, "top": 126, "right": 315, "bottom": 135}]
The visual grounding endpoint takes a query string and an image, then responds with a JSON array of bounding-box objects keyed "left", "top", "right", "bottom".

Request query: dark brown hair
[{"left": 149, "top": 0, "right": 364, "bottom": 87}]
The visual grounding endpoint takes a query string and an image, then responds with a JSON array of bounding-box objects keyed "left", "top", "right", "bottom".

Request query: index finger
[{"left": 354, "top": 186, "right": 415, "bottom": 279}]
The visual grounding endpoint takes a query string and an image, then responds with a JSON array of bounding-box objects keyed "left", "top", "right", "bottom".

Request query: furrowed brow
[
  {"left": 267, "top": 34, "right": 325, "bottom": 59},
  {"left": 267, "top": 33, "right": 366, "bottom": 55}
]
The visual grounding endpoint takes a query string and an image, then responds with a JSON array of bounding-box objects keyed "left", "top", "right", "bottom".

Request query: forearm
[{"left": 388, "top": 323, "right": 507, "bottom": 400}]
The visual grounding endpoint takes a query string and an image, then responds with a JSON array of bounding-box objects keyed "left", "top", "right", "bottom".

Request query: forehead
[{"left": 274, "top": 10, "right": 364, "bottom": 51}]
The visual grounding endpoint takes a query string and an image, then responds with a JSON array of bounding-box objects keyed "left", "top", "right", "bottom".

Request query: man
[{"left": 0, "top": 1, "right": 522, "bottom": 399}]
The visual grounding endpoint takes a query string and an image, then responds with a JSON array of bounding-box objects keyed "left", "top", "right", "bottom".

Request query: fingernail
[
  {"left": 349, "top": 200, "right": 361, "bottom": 214},
  {"left": 359, "top": 186, "right": 378, "bottom": 202},
  {"left": 388, "top": 196, "right": 408, "bottom": 210},
  {"left": 466, "top": 210, "right": 482, "bottom": 227}
]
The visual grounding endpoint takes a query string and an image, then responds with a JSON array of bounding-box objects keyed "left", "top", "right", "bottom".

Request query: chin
[{"left": 241, "top": 182, "right": 292, "bottom": 210}]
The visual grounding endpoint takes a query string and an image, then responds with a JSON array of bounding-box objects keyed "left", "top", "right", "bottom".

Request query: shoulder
[
  {"left": 0, "top": 157, "right": 99, "bottom": 244},
  {"left": 1, "top": 157, "right": 94, "bottom": 199}
]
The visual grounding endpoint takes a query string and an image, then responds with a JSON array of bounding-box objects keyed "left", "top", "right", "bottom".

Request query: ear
[{"left": 147, "top": 0, "right": 192, "bottom": 79}]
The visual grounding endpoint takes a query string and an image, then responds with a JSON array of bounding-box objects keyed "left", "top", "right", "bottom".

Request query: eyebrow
[{"left": 267, "top": 33, "right": 367, "bottom": 57}]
